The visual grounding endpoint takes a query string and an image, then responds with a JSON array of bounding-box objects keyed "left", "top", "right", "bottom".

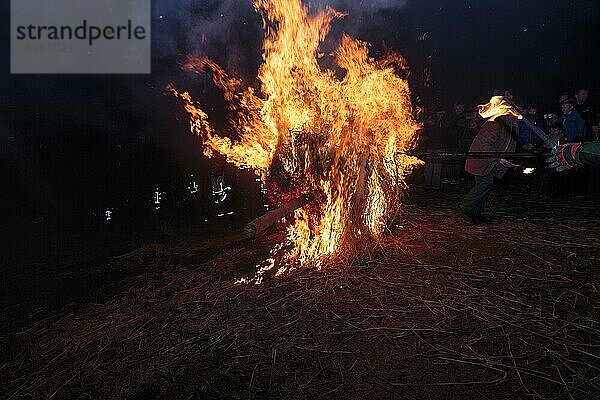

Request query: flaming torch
[{"left": 480, "top": 96, "right": 558, "bottom": 151}]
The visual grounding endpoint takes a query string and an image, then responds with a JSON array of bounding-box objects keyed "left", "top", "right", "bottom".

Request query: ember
[{"left": 170, "top": 0, "right": 422, "bottom": 266}]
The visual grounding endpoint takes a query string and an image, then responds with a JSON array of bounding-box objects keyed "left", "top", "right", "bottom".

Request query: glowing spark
[
  {"left": 188, "top": 175, "right": 198, "bottom": 194},
  {"left": 154, "top": 190, "right": 164, "bottom": 210}
]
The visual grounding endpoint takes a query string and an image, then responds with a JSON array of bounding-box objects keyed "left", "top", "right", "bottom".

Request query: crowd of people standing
[{"left": 417, "top": 87, "right": 598, "bottom": 196}]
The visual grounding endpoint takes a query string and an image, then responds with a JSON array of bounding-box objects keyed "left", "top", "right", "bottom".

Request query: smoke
[
  {"left": 153, "top": 0, "right": 410, "bottom": 75},
  {"left": 309, "top": 0, "right": 410, "bottom": 33},
  {"left": 153, "top": 0, "right": 258, "bottom": 77},
  {"left": 306, "top": 0, "right": 410, "bottom": 52},
  {"left": 312, "top": 0, "right": 409, "bottom": 13}
]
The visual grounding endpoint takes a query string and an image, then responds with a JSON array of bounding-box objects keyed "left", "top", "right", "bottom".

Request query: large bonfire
[{"left": 169, "top": 0, "right": 421, "bottom": 269}]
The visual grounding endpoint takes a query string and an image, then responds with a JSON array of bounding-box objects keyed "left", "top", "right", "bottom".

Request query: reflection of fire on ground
[
  {"left": 211, "top": 173, "right": 234, "bottom": 219},
  {"left": 169, "top": 0, "right": 422, "bottom": 268}
]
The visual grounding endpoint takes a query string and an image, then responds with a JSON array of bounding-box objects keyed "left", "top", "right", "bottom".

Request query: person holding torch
[{"left": 459, "top": 96, "right": 521, "bottom": 224}]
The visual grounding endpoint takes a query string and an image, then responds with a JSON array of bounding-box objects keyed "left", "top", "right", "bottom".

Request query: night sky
[{"left": 1, "top": 0, "right": 599, "bottom": 255}]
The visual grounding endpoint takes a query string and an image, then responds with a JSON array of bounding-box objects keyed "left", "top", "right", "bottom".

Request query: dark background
[{"left": 0, "top": 0, "right": 599, "bottom": 262}]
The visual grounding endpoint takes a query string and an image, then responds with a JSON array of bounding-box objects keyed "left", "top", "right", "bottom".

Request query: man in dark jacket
[
  {"left": 459, "top": 116, "right": 519, "bottom": 223},
  {"left": 574, "top": 88, "right": 597, "bottom": 141},
  {"left": 421, "top": 110, "right": 447, "bottom": 189},
  {"left": 445, "top": 102, "right": 468, "bottom": 183},
  {"left": 518, "top": 106, "right": 543, "bottom": 150}
]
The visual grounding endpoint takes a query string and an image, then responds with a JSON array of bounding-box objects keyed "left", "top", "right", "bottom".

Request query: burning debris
[
  {"left": 522, "top": 167, "right": 535, "bottom": 174},
  {"left": 169, "top": 0, "right": 421, "bottom": 267}
]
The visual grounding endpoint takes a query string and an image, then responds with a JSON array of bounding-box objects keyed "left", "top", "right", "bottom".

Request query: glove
[{"left": 546, "top": 143, "right": 581, "bottom": 172}]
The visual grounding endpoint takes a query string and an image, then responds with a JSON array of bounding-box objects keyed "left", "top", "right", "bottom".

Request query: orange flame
[
  {"left": 478, "top": 96, "right": 523, "bottom": 121},
  {"left": 170, "top": 0, "right": 421, "bottom": 266}
]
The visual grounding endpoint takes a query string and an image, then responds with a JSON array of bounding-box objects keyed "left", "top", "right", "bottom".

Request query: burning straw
[{"left": 169, "top": 0, "right": 422, "bottom": 267}]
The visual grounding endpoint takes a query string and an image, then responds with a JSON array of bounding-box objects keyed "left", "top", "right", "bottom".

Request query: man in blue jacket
[
  {"left": 518, "top": 105, "right": 543, "bottom": 150},
  {"left": 560, "top": 99, "right": 585, "bottom": 142}
]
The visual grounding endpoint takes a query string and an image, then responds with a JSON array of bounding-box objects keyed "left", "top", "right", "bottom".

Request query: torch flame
[
  {"left": 478, "top": 96, "right": 523, "bottom": 121},
  {"left": 170, "top": 0, "right": 421, "bottom": 266}
]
